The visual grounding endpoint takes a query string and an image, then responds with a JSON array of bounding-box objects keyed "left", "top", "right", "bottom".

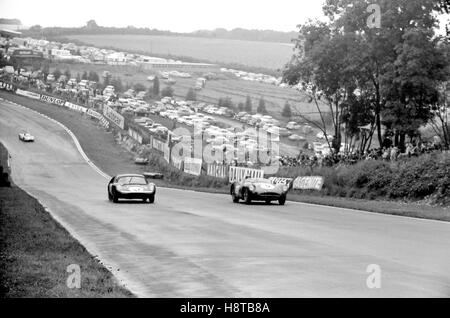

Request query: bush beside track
[
  {"left": 0, "top": 142, "right": 134, "bottom": 297},
  {"left": 1, "top": 90, "right": 449, "bottom": 221}
]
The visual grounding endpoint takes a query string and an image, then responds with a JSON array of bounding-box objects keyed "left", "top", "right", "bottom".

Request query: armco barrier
[
  {"left": 65, "top": 101, "right": 87, "bottom": 113},
  {"left": 16, "top": 89, "right": 40, "bottom": 100}
]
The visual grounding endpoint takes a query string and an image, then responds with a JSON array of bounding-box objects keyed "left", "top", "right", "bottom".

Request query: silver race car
[
  {"left": 108, "top": 174, "right": 156, "bottom": 203},
  {"left": 18, "top": 130, "right": 35, "bottom": 142},
  {"left": 230, "top": 178, "right": 288, "bottom": 205}
]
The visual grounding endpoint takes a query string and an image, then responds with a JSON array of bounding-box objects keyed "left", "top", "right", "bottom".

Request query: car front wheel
[
  {"left": 148, "top": 194, "right": 155, "bottom": 204},
  {"left": 112, "top": 189, "right": 119, "bottom": 203},
  {"left": 243, "top": 188, "right": 252, "bottom": 205},
  {"left": 278, "top": 195, "right": 286, "bottom": 206}
]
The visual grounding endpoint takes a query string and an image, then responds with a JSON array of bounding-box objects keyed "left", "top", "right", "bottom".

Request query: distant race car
[
  {"left": 18, "top": 131, "right": 35, "bottom": 142},
  {"left": 230, "top": 178, "right": 289, "bottom": 205},
  {"left": 108, "top": 174, "right": 156, "bottom": 203}
]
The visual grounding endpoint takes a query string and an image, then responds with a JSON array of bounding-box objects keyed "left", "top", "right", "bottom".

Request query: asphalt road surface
[{"left": 1, "top": 100, "right": 449, "bottom": 297}]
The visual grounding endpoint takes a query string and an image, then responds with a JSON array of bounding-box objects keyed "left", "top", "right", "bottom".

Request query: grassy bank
[
  {"left": 0, "top": 143, "right": 133, "bottom": 297},
  {"left": 1, "top": 91, "right": 449, "bottom": 222}
]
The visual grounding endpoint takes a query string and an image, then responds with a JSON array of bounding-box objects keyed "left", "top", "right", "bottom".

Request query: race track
[{"left": 1, "top": 100, "right": 449, "bottom": 297}]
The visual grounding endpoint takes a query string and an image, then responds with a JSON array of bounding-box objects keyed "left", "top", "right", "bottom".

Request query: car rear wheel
[
  {"left": 243, "top": 189, "right": 252, "bottom": 205},
  {"left": 279, "top": 195, "right": 286, "bottom": 206}
]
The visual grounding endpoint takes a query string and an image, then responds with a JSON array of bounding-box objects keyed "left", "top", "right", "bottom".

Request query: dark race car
[
  {"left": 108, "top": 174, "right": 156, "bottom": 203},
  {"left": 230, "top": 178, "right": 289, "bottom": 205}
]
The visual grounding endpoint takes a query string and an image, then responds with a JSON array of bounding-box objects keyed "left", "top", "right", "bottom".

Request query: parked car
[{"left": 288, "top": 134, "right": 305, "bottom": 141}]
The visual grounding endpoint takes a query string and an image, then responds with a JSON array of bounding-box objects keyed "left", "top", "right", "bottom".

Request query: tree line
[{"left": 282, "top": 0, "right": 450, "bottom": 152}]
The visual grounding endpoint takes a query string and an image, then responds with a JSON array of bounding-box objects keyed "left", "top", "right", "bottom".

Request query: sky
[{"left": 0, "top": 0, "right": 326, "bottom": 32}]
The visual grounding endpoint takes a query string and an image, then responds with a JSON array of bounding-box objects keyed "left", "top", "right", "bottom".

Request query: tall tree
[
  {"left": 52, "top": 68, "right": 62, "bottom": 80},
  {"left": 282, "top": 101, "right": 292, "bottom": 118},
  {"left": 186, "top": 88, "right": 197, "bottom": 101},
  {"left": 322, "top": 0, "right": 448, "bottom": 149},
  {"left": 245, "top": 95, "right": 252, "bottom": 113},
  {"left": 284, "top": 0, "right": 449, "bottom": 151},
  {"left": 257, "top": 96, "right": 268, "bottom": 114},
  {"left": 88, "top": 71, "right": 99, "bottom": 82},
  {"left": 161, "top": 86, "right": 174, "bottom": 97},
  {"left": 152, "top": 76, "right": 160, "bottom": 97}
]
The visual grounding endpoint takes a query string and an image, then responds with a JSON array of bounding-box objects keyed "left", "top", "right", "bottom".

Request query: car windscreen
[{"left": 117, "top": 176, "right": 147, "bottom": 185}]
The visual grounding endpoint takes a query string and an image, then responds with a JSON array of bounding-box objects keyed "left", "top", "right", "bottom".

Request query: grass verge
[
  {"left": 1, "top": 91, "right": 449, "bottom": 222},
  {"left": 0, "top": 143, "right": 134, "bottom": 297}
]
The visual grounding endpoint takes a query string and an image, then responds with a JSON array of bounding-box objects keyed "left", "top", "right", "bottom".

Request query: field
[{"left": 67, "top": 34, "right": 295, "bottom": 70}]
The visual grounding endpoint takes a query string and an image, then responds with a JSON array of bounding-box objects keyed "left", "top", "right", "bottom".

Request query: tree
[
  {"left": 283, "top": 25, "right": 364, "bottom": 153},
  {"left": 86, "top": 20, "right": 98, "bottom": 29},
  {"left": 283, "top": 0, "right": 449, "bottom": 152},
  {"left": 238, "top": 102, "right": 245, "bottom": 112},
  {"left": 29, "top": 25, "right": 42, "bottom": 33},
  {"left": 381, "top": 28, "right": 449, "bottom": 149},
  {"left": 257, "top": 96, "right": 268, "bottom": 114},
  {"left": 52, "top": 68, "right": 62, "bottom": 80},
  {"left": 64, "top": 69, "right": 71, "bottom": 79},
  {"left": 221, "top": 97, "right": 234, "bottom": 109},
  {"left": 161, "top": 86, "right": 174, "bottom": 97},
  {"left": 82, "top": 71, "right": 88, "bottom": 80},
  {"left": 152, "top": 76, "right": 160, "bottom": 97},
  {"left": 88, "top": 71, "right": 99, "bottom": 82},
  {"left": 282, "top": 101, "right": 292, "bottom": 118},
  {"left": 320, "top": 0, "right": 448, "bottom": 150},
  {"left": 41, "top": 63, "right": 50, "bottom": 79},
  {"left": 245, "top": 95, "right": 252, "bottom": 113},
  {"left": 186, "top": 88, "right": 197, "bottom": 101},
  {"left": 133, "top": 83, "right": 147, "bottom": 92},
  {"left": 111, "top": 77, "right": 124, "bottom": 93}
]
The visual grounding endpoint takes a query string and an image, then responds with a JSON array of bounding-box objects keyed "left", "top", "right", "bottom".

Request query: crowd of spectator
[
  {"left": 279, "top": 140, "right": 446, "bottom": 168},
  {"left": 2, "top": 71, "right": 107, "bottom": 107}
]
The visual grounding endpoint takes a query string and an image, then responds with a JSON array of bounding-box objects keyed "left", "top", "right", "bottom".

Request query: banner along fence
[
  {"left": 206, "top": 164, "right": 228, "bottom": 179},
  {"left": 184, "top": 157, "right": 203, "bottom": 176},
  {"left": 292, "top": 176, "right": 324, "bottom": 190},
  {"left": 229, "top": 166, "right": 264, "bottom": 183},
  {"left": 103, "top": 104, "right": 125, "bottom": 129}
]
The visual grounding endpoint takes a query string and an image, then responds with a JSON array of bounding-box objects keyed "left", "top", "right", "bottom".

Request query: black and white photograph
[{"left": 0, "top": 0, "right": 449, "bottom": 304}]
